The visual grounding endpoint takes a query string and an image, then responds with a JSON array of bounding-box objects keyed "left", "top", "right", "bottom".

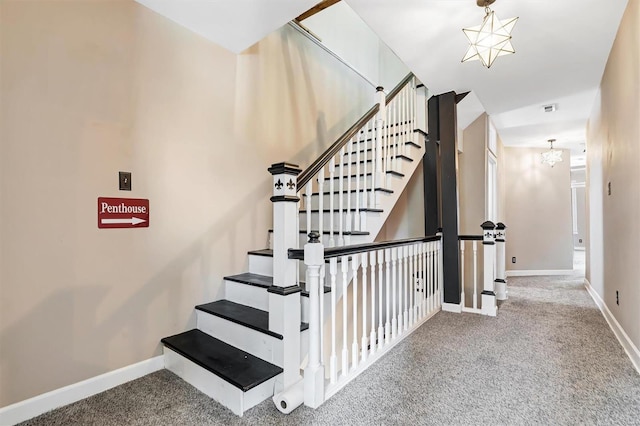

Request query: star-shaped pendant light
[
  {"left": 541, "top": 139, "right": 563, "bottom": 167},
  {"left": 462, "top": 0, "right": 518, "bottom": 68}
]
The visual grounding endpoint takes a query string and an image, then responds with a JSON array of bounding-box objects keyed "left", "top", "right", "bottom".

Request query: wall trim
[
  {"left": 0, "top": 356, "right": 164, "bottom": 425},
  {"left": 584, "top": 279, "right": 640, "bottom": 375},
  {"left": 442, "top": 302, "right": 462, "bottom": 313},
  {"left": 506, "top": 269, "right": 575, "bottom": 277}
]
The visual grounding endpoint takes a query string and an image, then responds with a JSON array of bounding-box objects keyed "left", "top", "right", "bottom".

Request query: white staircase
[{"left": 161, "top": 74, "right": 429, "bottom": 416}]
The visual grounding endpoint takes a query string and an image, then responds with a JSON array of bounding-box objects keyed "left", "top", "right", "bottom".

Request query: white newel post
[
  {"left": 481, "top": 221, "right": 497, "bottom": 317},
  {"left": 495, "top": 222, "right": 508, "bottom": 301},
  {"left": 303, "top": 232, "right": 325, "bottom": 408},
  {"left": 268, "top": 162, "right": 302, "bottom": 393},
  {"left": 375, "top": 86, "right": 386, "bottom": 198}
]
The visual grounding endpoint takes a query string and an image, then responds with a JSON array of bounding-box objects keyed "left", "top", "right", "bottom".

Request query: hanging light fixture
[
  {"left": 462, "top": 0, "right": 518, "bottom": 68},
  {"left": 541, "top": 139, "right": 563, "bottom": 167}
]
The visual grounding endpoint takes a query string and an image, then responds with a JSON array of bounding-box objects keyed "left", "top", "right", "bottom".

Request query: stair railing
[
  {"left": 296, "top": 73, "right": 416, "bottom": 248},
  {"left": 267, "top": 72, "right": 418, "bottom": 409},
  {"left": 290, "top": 233, "right": 443, "bottom": 408},
  {"left": 458, "top": 221, "right": 508, "bottom": 316}
]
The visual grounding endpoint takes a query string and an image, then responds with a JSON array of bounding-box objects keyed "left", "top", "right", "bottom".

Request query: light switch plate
[{"left": 119, "top": 172, "right": 132, "bottom": 191}]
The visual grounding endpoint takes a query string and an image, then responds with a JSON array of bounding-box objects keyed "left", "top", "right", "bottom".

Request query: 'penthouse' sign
[{"left": 98, "top": 197, "right": 149, "bottom": 229}]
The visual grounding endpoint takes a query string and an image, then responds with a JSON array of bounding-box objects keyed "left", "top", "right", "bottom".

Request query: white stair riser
[
  {"left": 299, "top": 210, "right": 383, "bottom": 231},
  {"left": 163, "top": 347, "right": 278, "bottom": 417},
  {"left": 347, "top": 139, "right": 414, "bottom": 155},
  {"left": 225, "top": 280, "right": 269, "bottom": 311},
  {"left": 248, "top": 254, "right": 272, "bottom": 276},
  {"left": 306, "top": 192, "right": 376, "bottom": 211},
  {"left": 197, "top": 311, "right": 284, "bottom": 367}
]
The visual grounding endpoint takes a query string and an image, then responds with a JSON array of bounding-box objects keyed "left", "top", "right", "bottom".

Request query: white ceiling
[
  {"left": 135, "top": 0, "right": 628, "bottom": 159},
  {"left": 135, "top": 0, "right": 318, "bottom": 53},
  {"left": 345, "top": 0, "right": 628, "bottom": 157}
]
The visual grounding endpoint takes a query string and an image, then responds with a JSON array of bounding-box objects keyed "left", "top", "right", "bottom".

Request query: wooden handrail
[
  {"left": 458, "top": 235, "right": 483, "bottom": 241},
  {"left": 288, "top": 234, "right": 440, "bottom": 260},
  {"left": 297, "top": 72, "right": 415, "bottom": 189}
]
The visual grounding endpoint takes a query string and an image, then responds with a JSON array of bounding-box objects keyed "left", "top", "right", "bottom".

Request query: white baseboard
[
  {"left": 506, "top": 269, "right": 575, "bottom": 277},
  {"left": 442, "top": 302, "right": 462, "bottom": 313},
  {"left": 584, "top": 279, "right": 640, "bottom": 375},
  {"left": 0, "top": 356, "right": 164, "bottom": 426}
]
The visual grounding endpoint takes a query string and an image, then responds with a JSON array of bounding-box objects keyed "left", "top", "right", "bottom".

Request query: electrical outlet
[
  {"left": 616, "top": 290, "right": 619, "bottom": 305},
  {"left": 512, "top": 257, "right": 516, "bottom": 264}
]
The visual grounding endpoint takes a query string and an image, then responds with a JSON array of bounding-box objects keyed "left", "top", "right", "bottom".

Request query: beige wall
[
  {"left": 586, "top": 0, "right": 640, "bottom": 353},
  {"left": 377, "top": 160, "right": 425, "bottom": 241},
  {"left": 0, "top": 0, "right": 377, "bottom": 406},
  {"left": 504, "top": 147, "right": 573, "bottom": 271},
  {"left": 458, "top": 113, "right": 487, "bottom": 235}
]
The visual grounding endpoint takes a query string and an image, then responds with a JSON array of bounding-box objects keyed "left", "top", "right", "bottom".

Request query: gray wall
[{"left": 504, "top": 147, "right": 574, "bottom": 272}]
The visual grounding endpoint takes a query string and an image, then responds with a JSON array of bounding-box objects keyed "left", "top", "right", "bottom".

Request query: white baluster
[
  {"left": 392, "top": 95, "right": 398, "bottom": 172},
  {"left": 473, "top": 240, "right": 478, "bottom": 310},
  {"left": 412, "top": 243, "right": 418, "bottom": 323},
  {"left": 341, "top": 255, "right": 349, "bottom": 377},
  {"left": 369, "top": 250, "right": 377, "bottom": 356},
  {"left": 417, "top": 243, "right": 423, "bottom": 319},
  {"left": 317, "top": 168, "right": 325, "bottom": 243},
  {"left": 338, "top": 148, "right": 345, "bottom": 246},
  {"left": 351, "top": 254, "right": 359, "bottom": 370},
  {"left": 355, "top": 131, "right": 361, "bottom": 231},
  {"left": 329, "top": 257, "right": 337, "bottom": 384},
  {"left": 346, "top": 141, "right": 352, "bottom": 234},
  {"left": 320, "top": 266, "right": 325, "bottom": 364},
  {"left": 328, "top": 158, "right": 335, "bottom": 247},
  {"left": 372, "top": 114, "right": 380, "bottom": 207},
  {"left": 391, "top": 247, "right": 398, "bottom": 340},
  {"left": 377, "top": 249, "right": 384, "bottom": 350},
  {"left": 398, "top": 246, "right": 404, "bottom": 334},
  {"left": 384, "top": 248, "right": 391, "bottom": 344},
  {"left": 438, "top": 239, "right": 444, "bottom": 307},
  {"left": 460, "top": 240, "right": 466, "bottom": 309},
  {"left": 403, "top": 245, "right": 409, "bottom": 330},
  {"left": 361, "top": 252, "right": 368, "bottom": 363},
  {"left": 407, "top": 245, "right": 413, "bottom": 327},
  {"left": 422, "top": 242, "right": 427, "bottom": 316},
  {"left": 427, "top": 241, "right": 435, "bottom": 314}
]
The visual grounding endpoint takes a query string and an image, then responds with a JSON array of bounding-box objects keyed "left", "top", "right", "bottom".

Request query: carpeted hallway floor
[{"left": 20, "top": 274, "right": 640, "bottom": 425}]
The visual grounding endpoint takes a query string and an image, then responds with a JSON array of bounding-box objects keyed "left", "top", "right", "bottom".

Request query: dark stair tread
[
  {"left": 225, "top": 272, "right": 330, "bottom": 297},
  {"left": 344, "top": 139, "right": 420, "bottom": 151},
  {"left": 310, "top": 187, "right": 394, "bottom": 196},
  {"left": 247, "top": 249, "right": 273, "bottom": 257},
  {"left": 341, "top": 155, "right": 413, "bottom": 166},
  {"left": 161, "top": 329, "right": 282, "bottom": 392},
  {"left": 301, "top": 285, "right": 331, "bottom": 297},
  {"left": 267, "top": 230, "right": 371, "bottom": 236},
  {"left": 224, "top": 272, "right": 272, "bottom": 289},
  {"left": 196, "top": 300, "right": 308, "bottom": 340},
  {"left": 300, "top": 208, "right": 384, "bottom": 213},
  {"left": 330, "top": 170, "right": 404, "bottom": 179}
]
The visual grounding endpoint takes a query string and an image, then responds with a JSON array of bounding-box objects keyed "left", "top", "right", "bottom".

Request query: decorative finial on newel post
[
  {"left": 495, "top": 223, "right": 508, "bottom": 301},
  {"left": 480, "top": 221, "right": 497, "bottom": 317}
]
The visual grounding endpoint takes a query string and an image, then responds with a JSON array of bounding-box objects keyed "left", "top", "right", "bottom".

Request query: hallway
[{"left": 22, "top": 274, "right": 640, "bottom": 425}]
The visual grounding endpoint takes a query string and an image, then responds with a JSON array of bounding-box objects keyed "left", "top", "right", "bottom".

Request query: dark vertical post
[
  {"left": 438, "top": 92, "right": 461, "bottom": 305},
  {"left": 425, "top": 92, "right": 461, "bottom": 306},
  {"left": 424, "top": 96, "right": 440, "bottom": 235}
]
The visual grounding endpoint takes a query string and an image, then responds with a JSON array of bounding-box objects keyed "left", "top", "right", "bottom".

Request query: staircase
[{"left": 160, "top": 74, "right": 428, "bottom": 416}]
